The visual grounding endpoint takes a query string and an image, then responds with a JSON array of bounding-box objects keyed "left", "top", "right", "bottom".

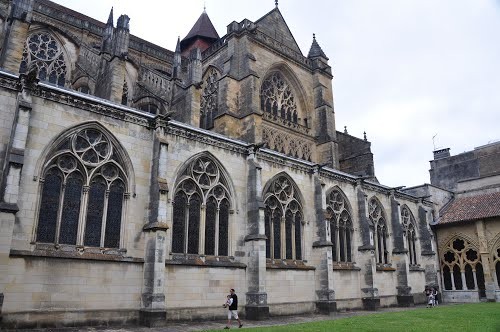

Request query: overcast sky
[{"left": 51, "top": 0, "right": 500, "bottom": 188}]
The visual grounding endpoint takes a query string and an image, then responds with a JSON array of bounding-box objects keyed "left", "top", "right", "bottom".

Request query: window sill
[
  {"left": 409, "top": 265, "right": 425, "bottom": 272},
  {"left": 332, "top": 262, "right": 361, "bottom": 271},
  {"left": 166, "top": 253, "right": 246, "bottom": 269},
  {"left": 10, "top": 246, "right": 142, "bottom": 263},
  {"left": 266, "top": 259, "right": 316, "bottom": 270},
  {"left": 376, "top": 264, "right": 396, "bottom": 272}
]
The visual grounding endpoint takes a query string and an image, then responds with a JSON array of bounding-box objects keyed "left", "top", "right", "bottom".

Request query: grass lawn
[{"left": 205, "top": 303, "right": 500, "bottom": 331}]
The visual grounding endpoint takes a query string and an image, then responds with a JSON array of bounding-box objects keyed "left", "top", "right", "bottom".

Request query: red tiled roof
[{"left": 438, "top": 191, "right": 500, "bottom": 225}]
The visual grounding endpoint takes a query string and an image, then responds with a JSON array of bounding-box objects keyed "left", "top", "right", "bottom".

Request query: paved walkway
[{"left": 6, "top": 304, "right": 444, "bottom": 332}]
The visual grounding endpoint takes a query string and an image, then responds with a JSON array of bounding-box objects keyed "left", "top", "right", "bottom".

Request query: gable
[{"left": 255, "top": 8, "right": 302, "bottom": 55}]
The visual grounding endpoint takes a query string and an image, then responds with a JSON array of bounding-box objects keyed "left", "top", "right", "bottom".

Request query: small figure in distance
[{"left": 224, "top": 288, "right": 243, "bottom": 329}]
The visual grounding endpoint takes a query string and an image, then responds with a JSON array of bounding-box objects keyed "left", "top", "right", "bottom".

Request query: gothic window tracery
[
  {"left": 326, "top": 189, "right": 353, "bottom": 263},
  {"left": 264, "top": 175, "right": 303, "bottom": 260},
  {"left": 401, "top": 206, "right": 418, "bottom": 265},
  {"left": 172, "top": 156, "right": 231, "bottom": 256},
  {"left": 20, "top": 32, "right": 67, "bottom": 86},
  {"left": 260, "top": 72, "right": 298, "bottom": 125},
  {"left": 200, "top": 68, "right": 219, "bottom": 129},
  {"left": 36, "top": 127, "right": 129, "bottom": 249},
  {"left": 440, "top": 237, "right": 485, "bottom": 293},
  {"left": 369, "top": 198, "right": 389, "bottom": 265}
]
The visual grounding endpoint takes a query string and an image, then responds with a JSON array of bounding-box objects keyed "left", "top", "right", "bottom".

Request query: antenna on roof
[{"left": 432, "top": 133, "right": 438, "bottom": 150}]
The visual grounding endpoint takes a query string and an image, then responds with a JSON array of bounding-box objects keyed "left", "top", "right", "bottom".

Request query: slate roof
[
  {"left": 438, "top": 191, "right": 500, "bottom": 225},
  {"left": 308, "top": 34, "right": 328, "bottom": 59},
  {"left": 181, "top": 11, "right": 219, "bottom": 48}
]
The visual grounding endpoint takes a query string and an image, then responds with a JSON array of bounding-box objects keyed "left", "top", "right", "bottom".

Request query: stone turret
[
  {"left": 113, "top": 14, "right": 130, "bottom": 58},
  {"left": 188, "top": 48, "right": 202, "bottom": 85},
  {"left": 307, "top": 34, "right": 338, "bottom": 168},
  {"left": 180, "top": 10, "right": 219, "bottom": 56},
  {"left": 173, "top": 37, "right": 181, "bottom": 79},
  {"left": 101, "top": 7, "right": 114, "bottom": 54},
  {"left": 0, "top": 0, "right": 34, "bottom": 72},
  {"left": 95, "top": 12, "right": 130, "bottom": 103}
]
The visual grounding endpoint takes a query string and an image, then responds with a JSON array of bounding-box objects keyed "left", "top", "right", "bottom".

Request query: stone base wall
[
  {"left": 268, "top": 301, "right": 315, "bottom": 316},
  {"left": 379, "top": 295, "right": 398, "bottom": 307},
  {"left": 1, "top": 309, "right": 139, "bottom": 329},
  {"left": 165, "top": 306, "right": 242, "bottom": 321},
  {"left": 442, "top": 290, "right": 480, "bottom": 303},
  {"left": 335, "top": 298, "right": 364, "bottom": 311}
]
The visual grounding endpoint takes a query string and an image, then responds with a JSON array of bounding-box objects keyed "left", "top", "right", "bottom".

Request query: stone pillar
[
  {"left": 355, "top": 181, "right": 380, "bottom": 310},
  {"left": 244, "top": 146, "right": 269, "bottom": 320},
  {"left": 312, "top": 169, "right": 336, "bottom": 314},
  {"left": 476, "top": 220, "right": 496, "bottom": 301},
  {"left": 140, "top": 124, "right": 169, "bottom": 326},
  {"left": 390, "top": 194, "right": 413, "bottom": 306},
  {"left": 0, "top": 0, "right": 34, "bottom": 73},
  {"left": 0, "top": 72, "right": 35, "bottom": 322}
]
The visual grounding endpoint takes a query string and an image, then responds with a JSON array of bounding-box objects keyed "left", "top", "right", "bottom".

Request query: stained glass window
[
  {"left": 218, "top": 199, "right": 229, "bottom": 256},
  {"left": 59, "top": 173, "right": 83, "bottom": 245},
  {"left": 35, "top": 126, "right": 129, "bottom": 250},
  {"left": 273, "top": 211, "right": 281, "bottom": 259},
  {"left": 401, "top": 206, "right": 418, "bottom": 265},
  {"left": 84, "top": 177, "right": 106, "bottom": 247},
  {"left": 172, "top": 193, "right": 187, "bottom": 253},
  {"left": 172, "top": 155, "right": 232, "bottom": 256},
  {"left": 369, "top": 198, "right": 389, "bottom": 264},
  {"left": 295, "top": 213, "right": 302, "bottom": 260},
  {"left": 265, "top": 207, "right": 271, "bottom": 258},
  {"left": 285, "top": 210, "right": 293, "bottom": 259},
  {"left": 205, "top": 197, "right": 217, "bottom": 256},
  {"left": 20, "top": 32, "right": 67, "bottom": 86},
  {"left": 36, "top": 170, "right": 62, "bottom": 243},
  {"left": 104, "top": 180, "right": 124, "bottom": 248},
  {"left": 260, "top": 72, "right": 298, "bottom": 125},
  {"left": 327, "top": 189, "right": 353, "bottom": 263},
  {"left": 264, "top": 175, "right": 303, "bottom": 260}
]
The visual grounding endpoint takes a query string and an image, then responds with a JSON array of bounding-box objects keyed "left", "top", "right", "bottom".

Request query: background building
[
  {"left": 405, "top": 143, "right": 500, "bottom": 303},
  {"left": 0, "top": 0, "right": 440, "bottom": 328}
]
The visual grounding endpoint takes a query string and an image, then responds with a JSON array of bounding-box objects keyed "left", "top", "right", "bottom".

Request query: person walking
[{"left": 224, "top": 288, "right": 243, "bottom": 329}]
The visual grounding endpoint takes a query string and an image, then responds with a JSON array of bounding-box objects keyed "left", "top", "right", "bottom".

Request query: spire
[
  {"left": 107, "top": 7, "right": 114, "bottom": 26},
  {"left": 175, "top": 36, "right": 181, "bottom": 53},
  {"left": 173, "top": 36, "right": 181, "bottom": 79},
  {"left": 180, "top": 10, "right": 219, "bottom": 53},
  {"left": 307, "top": 33, "right": 328, "bottom": 60},
  {"left": 275, "top": 0, "right": 278, "bottom": 7}
]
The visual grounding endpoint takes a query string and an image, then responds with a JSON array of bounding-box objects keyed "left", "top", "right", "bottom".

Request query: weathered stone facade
[
  {"left": 0, "top": 0, "right": 440, "bottom": 328},
  {"left": 406, "top": 143, "right": 500, "bottom": 304}
]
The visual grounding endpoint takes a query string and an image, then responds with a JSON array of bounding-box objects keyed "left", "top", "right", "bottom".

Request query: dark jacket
[{"left": 229, "top": 294, "right": 238, "bottom": 310}]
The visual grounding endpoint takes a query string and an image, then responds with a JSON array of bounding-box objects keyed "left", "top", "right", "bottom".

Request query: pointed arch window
[
  {"left": 20, "top": 32, "right": 67, "bottom": 86},
  {"left": 369, "top": 198, "right": 389, "bottom": 265},
  {"left": 172, "top": 156, "right": 231, "bottom": 256},
  {"left": 326, "top": 189, "right": 353, "bottom": 263},
  {"left": 260, "top": 72, "right": 298, "bottom": 125},
  {"left": 200, "top": 68, "right": 219, "bottom": 130},
  {"left": 401, "top": 206, "right": 418, "bottom": 266},
  {"left": 440, "top": 237, "right": 485, "bottom": 295},
  {"left": 35, "top": 127, "right": 130, "bottom": 249},
  {"left": 264, "top": 175, "right": 303, "bottom": 260}
]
